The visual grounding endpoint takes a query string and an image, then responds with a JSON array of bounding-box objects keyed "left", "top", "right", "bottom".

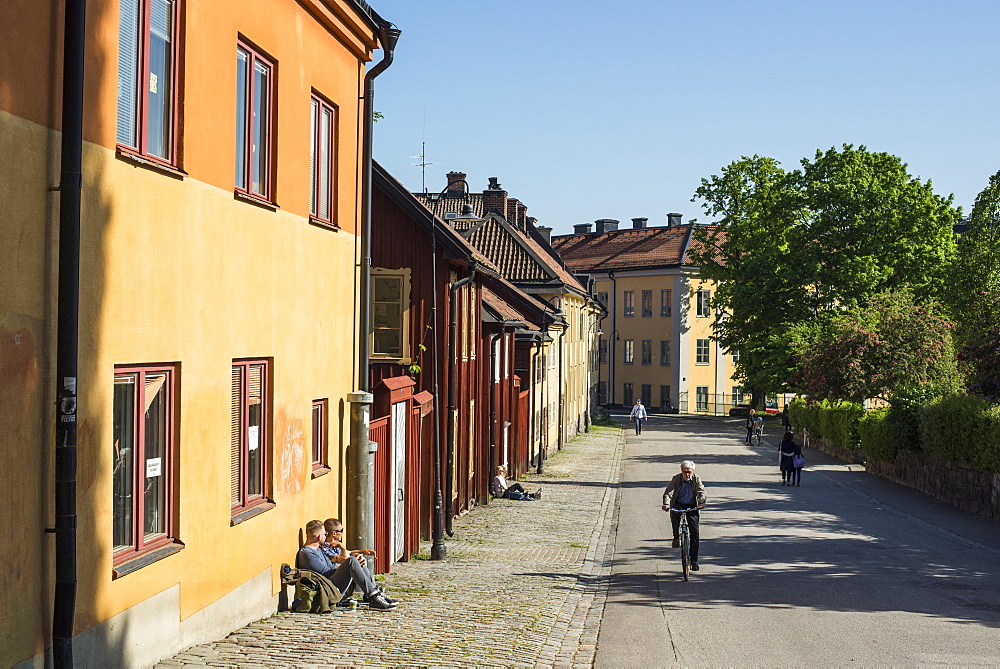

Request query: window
[
  {"left": 731, "top": 348, "right": 741, "bottom": 363},
  {"left": 597, "top": 291, "right": 608, "bottom": 306},
  {"left": 660, "top": 289, "right": 672, "bottom": 316},
  {"left": 623, "top": 291, "right": 635, "bottom": 317},
  {"left": 641, "top": 340, "right": 652, "bottom": 365},
  {"left": 311, "top": 399, "right": 328, "bottom": 473},
  {"left": 623, "top": 383, "right": 634, "bottom": 405},
  {"left": 309, "top": 94, "right": 337, "bottom": 225},
  {"left": 641, "top": 290, "right": 653, "bottom": 317},
  {"left": 116, "top": 0, "right": 180, "bottom": 164},
  {"left": 696, "top": 338, "right": 710, "bottom": 364},
  {"left": 624, "top": 339, "right": 634, "bottom": 364},
  {"left": 235, "top": 41, "right": 275, "bottom": 201},
  {"left": 732, "top": 386, "right": 744, "bottom": 406},
  {"left": 641, "top": 384, "right": 652, "bottom": 407},
  {"left": 659, "top": 340, "right": 671, "bottom": 366},
  {"left": 231, "top": 360, "right": 270, "bottom": 515},
  {"left": 113, "top": 365, "right": 177, "bottom": 563},
  {"left": 696, "top": 386, "right": 709, "bottom": 411},
  {"left": 660, "top": 385, "right": 672, "bottom": 411},
  {"left": 599, "top": 338, "right": 608, "bottom": 364},
  {"left": 371, "top": 268, "right": 411, "bottom": 362},
  {"left": 696, "top": 289, "right": 711, "bottom": 317}
]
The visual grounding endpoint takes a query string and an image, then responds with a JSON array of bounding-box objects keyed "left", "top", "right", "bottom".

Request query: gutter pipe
[
  {"left": 488, "top": 330, "right": 503, "bottom": 502},
  {"left": 446, "top": 263, "right": 476, "bottom": 536},
  {"left": 429, "top": 221, "right": 446, "bottom": 559},
  {"left": 349, "top": 21, "right": 400, "bottom": 556},
  {"left": 53, "top": 1, "right": 86, "bottom": 664},
  {"left": 608, "top": 270, "right": 617, "bottom": 406}
]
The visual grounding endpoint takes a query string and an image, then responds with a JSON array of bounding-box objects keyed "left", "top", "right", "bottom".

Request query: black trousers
[{"left": 670, "top": 507, "right": 700, "bottom": 561}]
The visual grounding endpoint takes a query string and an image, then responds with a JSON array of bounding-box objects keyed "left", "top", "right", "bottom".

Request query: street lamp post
[{"left": 536, "top": 296, "right": 565, "bottom": 474}]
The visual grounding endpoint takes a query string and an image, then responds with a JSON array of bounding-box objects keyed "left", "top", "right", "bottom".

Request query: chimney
[
  {"left": 482, "top": 177, "right": 507, "bottom": 214},
  {"left": 516, "top": 203, "right": 528, "bottom": 227},
  {"left": 632, "top": 217, "right": 648, "bottom": 229},
  {"left": 506, "top": 198, "right": 520, "bottom": 223},
  {"left": 446, "top": 171, "right": 467, "bottom": 197},
  {"left": 595, "top": 218, "right": 619, "bottom": 234},
  {"left": 667, "top": 212, "right": 682, "bottom": 228},
  {"left": 536, "top": 225, "right": 552, "bottom": 245},
  {"left": 574, "top": 223, "right": 593, "bottom": 234}
]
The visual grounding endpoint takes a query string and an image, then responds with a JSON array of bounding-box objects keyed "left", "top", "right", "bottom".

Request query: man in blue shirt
[
  {"left": 296, "top": 519, "right": 396, "bottom": 610},
  {"left": 661, "top": 460, "right": 707, "bottom": 570}
]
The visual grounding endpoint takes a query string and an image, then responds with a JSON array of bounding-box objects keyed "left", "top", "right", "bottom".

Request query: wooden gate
[{"left": 369, "top": 414, "right": 390, "bottom": 573}]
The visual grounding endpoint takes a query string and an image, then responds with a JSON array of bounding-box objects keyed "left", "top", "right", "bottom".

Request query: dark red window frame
[
  {"left": 231, "top": 358, "right": 271, "bottom": 514},
  {"left": 112, "top": 363, "right": 178, "bottom": 566},
  {"left": 235, "top": 38, "right": 277, "bottom": 204},
  {"left": 116, "top": 0, "right": 182, "bottom": 167},
  {"left": 309, "top": 93, "right": 338, "bottom": 228},
  {"left": 311, "top": 398, "right": 328, "bottom": 472}
]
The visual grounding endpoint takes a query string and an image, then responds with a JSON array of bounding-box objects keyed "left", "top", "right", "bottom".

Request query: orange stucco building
[{"left": 0, "top": 1, "right": 389, "bottom": 665}]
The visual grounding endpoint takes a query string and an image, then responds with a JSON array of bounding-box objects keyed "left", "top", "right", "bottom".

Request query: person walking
[
  {"left": 779, "top": 431, "right": 802, "bottom": 486},
  {"left": 629, "top": 399, "right": 648, "bottom": 434},
  {"left": 745, "top": 409, "right": 757, "bottom": 445}
]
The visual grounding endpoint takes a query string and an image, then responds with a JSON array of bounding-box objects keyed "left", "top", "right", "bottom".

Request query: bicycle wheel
[{"left": 680, "top": 530, "right": 690, "bottom": 581}]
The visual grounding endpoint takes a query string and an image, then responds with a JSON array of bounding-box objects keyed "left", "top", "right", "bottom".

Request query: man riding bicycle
[{"left": 661, "top": 460, "right": 707, "bottom": 570}]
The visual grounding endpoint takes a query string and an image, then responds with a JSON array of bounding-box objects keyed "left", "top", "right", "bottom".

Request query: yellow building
[
  {"left": 553, "top": 217, "right": 740, "bottom": 415},
  {"left": 0, "top": 1, "right": 391, "bottom": 665}
]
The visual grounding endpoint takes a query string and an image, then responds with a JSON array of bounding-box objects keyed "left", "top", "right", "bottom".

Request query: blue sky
[{"left": 371, "top": 1, "right": 1000, "bottom": 235}]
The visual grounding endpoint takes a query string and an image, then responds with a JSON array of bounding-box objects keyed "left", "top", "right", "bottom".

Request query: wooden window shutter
[{"left": 230, "top": 366, "right": 243, "bottom": 506}]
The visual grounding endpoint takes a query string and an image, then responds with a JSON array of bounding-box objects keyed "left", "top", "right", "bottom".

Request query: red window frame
[
  {"left": 309, "top": 93, "right": 338, "bottom": 227},
  {"left": 116, "top": 0, "right": 182, "bottom": 167},
  {"left": 112, "top": 364, "right": 178, "bottom": 566},
  {"left": 235, "top": 39, "right": 276, "bottom": 203},
  {"left": 311, "top": 398, "right": 328, "bottom": 472},
  {"left": 231, "top": 359, "right": 271, "bottom": 513}
]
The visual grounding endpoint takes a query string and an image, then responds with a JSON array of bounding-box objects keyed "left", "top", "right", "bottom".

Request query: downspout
[
  {"left": 537, "top": 325, "right": 548, "bottom": 474},
  {"left": 609, "top": 270, "right": 617, "bottom": 407},
  {"left": 349, "top": 21, "right": 400, "bottom": 556},
  {"left": 557, "top": 324, "right": 565, "bottom": 449},
  {"left": 53, "top": 1, "right": 86, "bottom": 664},
  {"left": 488, "top": 330, "right": 503, "bottom": 502},
  {"left": 529, "top": 344, "right": 540, "bottom": 469},
  {"left": 446, "top": 263, "right": 476, "bottom": 536}
]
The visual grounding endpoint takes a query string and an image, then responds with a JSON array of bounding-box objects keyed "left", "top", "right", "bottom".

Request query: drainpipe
[
  {"left": 529, "top": 344, "right": 540, "bottom": 470},
  {"left": 52, "top": 1, "right": 86, "bottom": 665},
  {"left": 349, "top": 21, "right": 400, "bottom": 556},
  {"left": 557, "top": 325, "right": 565, "bottom": 450},
  {"left": 488, "top": 330, "right": 502, "bottom": 502},
  {"left": 429, "top": 227, "right": 446, "bottom": 559},
  {"left": 446, "top": 263, "right": 476, "bottom": 536},
  {"left": 537, "top": 325, "right": 548, "bottom": 474},
  {"left": 609, "top": 271, "right": 617, "bottom": 407}
]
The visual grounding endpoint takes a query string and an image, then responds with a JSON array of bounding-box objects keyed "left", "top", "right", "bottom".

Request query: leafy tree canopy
[{"left": 948, "top": 169, "right": 1000, "bottom": 346}]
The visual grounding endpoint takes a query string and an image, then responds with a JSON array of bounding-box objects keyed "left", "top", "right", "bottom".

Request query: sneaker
[
  {"left": 690, "top": 562, "right": 699, "bottom": 571},
  {"left": 364, "top": 592, "right": 397, "bottom": 610},
  {"left": 534, "top": 488, "right": 542, "bottom": 500},
  {"left": 672, "top": 538, "right": 680, "bottom": 548},
  {"left": 376, "top": 588, "right": 398, "bottom": 604}
]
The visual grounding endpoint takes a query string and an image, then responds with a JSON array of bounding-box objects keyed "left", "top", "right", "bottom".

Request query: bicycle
[
  {"left": 670, "top": 507, "right": 699, "bottom": 580},
  {"left": 753, "top": 419, "right": 764, "bottom": 446}
]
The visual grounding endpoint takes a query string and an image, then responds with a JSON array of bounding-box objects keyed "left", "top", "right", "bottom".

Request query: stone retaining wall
[{"left": 802, "top": 431, "right": 1000, "bottom": 521}]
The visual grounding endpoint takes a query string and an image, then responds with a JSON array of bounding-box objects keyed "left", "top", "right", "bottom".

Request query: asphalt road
[{"left": 596, "top": 415, "right": 1000, "bottom": 667}]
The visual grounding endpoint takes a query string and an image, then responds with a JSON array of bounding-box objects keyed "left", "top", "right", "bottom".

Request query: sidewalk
[{"left": 159, "top": 425, "right": 625, "bottom": 668}]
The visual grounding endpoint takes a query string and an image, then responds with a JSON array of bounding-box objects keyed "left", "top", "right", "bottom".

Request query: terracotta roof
[
  {"left": 413, "top": 191, "right": 586, "bottom": 293},
  {"left": 551, "top": 225, "right": 704, "bottom": 273}
]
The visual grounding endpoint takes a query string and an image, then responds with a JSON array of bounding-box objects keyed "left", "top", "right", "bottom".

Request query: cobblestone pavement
[{"left": 160, "top": 425, "right": 625, "bottom": 668}]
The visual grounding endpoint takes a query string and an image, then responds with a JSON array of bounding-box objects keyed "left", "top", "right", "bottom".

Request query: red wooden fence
[{"left": 369, "top": 415, "right": 390, "bottom": 573}]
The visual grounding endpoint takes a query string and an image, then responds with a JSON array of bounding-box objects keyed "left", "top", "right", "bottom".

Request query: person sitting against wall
[
  {"left": 323, "top": 517, "right": 378, "bottom": 574},
  {"left": 296, "top": 519, "right": 396, "bottom": 610},
  {"left": 493, "top": 465, "right": 541, "bottom": 500}
]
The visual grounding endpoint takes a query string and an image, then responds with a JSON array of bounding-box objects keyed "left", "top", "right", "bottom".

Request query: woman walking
[{"left": 779, "top": 431, "right": 802, "bottom": 486}]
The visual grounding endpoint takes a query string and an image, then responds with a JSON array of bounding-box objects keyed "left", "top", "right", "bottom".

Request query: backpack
[{"left": 281, "top": 565, "right": 343, "bottom": 613}]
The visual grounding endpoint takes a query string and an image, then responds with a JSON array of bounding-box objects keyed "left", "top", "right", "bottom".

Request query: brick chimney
[
  {"left": 632, "top": 217, "right": 648, "bottom": 229},
  {"left": 574, "top": 223, "right": 593, "bottom": 234},
  {"left": 516, "top": 203, "right": 528, "bottom": 227},
  {"left": 595, "top": 219, "right": 619, "bottom": 234},
  {"left": 506, "top": 198, "right": 520, "bottom": 223},
  {"left": 446, "top": 171, "right": 467, "bottom": 197},
  {"left": 667, "top": 213, "right": 682, "bottom": 228},
  {"left": 482, "top": 177, "right": 507, "bottom": 214}
]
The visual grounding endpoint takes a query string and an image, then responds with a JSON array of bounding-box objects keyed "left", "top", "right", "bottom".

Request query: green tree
[
  {"left": 788, "top": 290, "right": 959, "bottom": 403},
  {"left": 948, "top": 169, "right": 1000, "bottom": 396}
]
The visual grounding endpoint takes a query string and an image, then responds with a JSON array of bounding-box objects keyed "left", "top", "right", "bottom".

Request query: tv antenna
[{"left": 410, "top": 141, "right": 441, "bottom": 193}]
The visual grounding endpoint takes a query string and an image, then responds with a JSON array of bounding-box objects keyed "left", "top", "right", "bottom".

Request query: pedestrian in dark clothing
[
  {"left": 779, "top": 431, "right": 802, "bottom": 486},
  {"left": 745, "top": 409, "right": 757, "bottom": 444}
]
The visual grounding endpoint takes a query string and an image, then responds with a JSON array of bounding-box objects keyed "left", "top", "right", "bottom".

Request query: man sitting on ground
[
  {"left": 296, "top": 519, "right": 396, "bottom": 610},
  {"left": 322, "top": 518, "right": 378, "bottom": 572}
]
